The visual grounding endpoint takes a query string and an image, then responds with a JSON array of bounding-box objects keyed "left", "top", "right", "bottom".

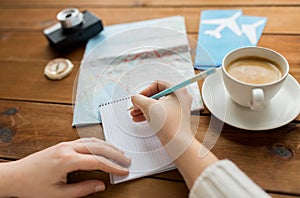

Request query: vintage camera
[{"left": 43, "top": 8, "right": 103, "bottom": 52}]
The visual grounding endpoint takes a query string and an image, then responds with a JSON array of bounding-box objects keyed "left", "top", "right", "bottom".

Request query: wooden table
[{"left": 0, "top": 0, "right": 299, "bottom": 197}]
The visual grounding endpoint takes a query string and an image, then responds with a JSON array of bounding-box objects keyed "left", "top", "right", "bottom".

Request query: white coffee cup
[{"left": 222, "top": 46, "right": 289, "bottom": 111}]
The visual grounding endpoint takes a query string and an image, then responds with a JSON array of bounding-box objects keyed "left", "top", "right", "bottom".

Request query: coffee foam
[{"left": 226, "top": 56, "right": 283, "bottom": 84}]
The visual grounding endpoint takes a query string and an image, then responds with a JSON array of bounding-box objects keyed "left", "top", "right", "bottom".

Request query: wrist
[
  {"left": 157, "top": 127, "right": 196, "bottom": 161},
  {"left": 0, "top": 161, "right": 20, "bottom": 197},
  {"left": 157, "top": 126, "right": 193, "bottom": 145},
  {"left": 175, "top": 139, "right": 219, "bottom": 189}
]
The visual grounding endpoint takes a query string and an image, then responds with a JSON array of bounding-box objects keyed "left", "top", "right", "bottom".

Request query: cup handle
[{"left": 250, "top": 88, "right": 264, "bottom": 111}]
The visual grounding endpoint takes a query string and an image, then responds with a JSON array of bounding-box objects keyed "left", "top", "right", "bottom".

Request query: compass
[{"left": 44, "top": 58, "right": 74, "bottom": 80}]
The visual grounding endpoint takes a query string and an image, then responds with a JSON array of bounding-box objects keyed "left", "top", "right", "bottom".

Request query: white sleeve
[{"left": 189, "top": 160, "right": 271, "bottom": 198}]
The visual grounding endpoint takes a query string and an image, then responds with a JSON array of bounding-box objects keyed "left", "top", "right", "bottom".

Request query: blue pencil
[{"left": 128, "top": 67, "right": 216, "bottom": 110}]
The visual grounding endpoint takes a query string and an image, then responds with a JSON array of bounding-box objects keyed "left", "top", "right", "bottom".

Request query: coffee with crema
[{"left": 226, "top": 56, "right": 283, "bottom": 84}]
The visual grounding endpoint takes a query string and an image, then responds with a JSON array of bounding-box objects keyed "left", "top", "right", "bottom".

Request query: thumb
[
  {"left": 132, "top": 94, "right": 155, "bottom": 114},
  {"left": 61, "top": 180, "right": 105, "bottom": 197}
]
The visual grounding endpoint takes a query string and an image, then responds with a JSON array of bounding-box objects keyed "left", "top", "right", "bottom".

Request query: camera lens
[
  {"left": 65, "top": 13, "right": 72, "bottom": 18},
  {"left": 57, "top": 8, "right": 83, "bottom": 29}
]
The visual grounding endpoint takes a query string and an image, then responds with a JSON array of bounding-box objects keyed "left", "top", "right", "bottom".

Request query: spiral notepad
[{"left": 99, "top": 97, "right": 175, "bottom": 184}]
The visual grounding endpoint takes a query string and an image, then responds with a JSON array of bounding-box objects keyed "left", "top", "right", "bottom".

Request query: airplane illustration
[
  {"left": 242, "top": 20, "right": 265, "bottom": 45},
  {"left": 201, "top": 12, "right": 242, "bottom": 39}
]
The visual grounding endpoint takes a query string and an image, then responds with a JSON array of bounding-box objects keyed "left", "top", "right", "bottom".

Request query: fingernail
[
  {"left": 126, "top": 157, "right": 131, "bottom": 165},
  {"left": 120, "top": 167, "right": 129, "bottom": 172},
  {"left": 121, "top": 166, "right": 129, "bottom": 170},
  {"left": 95, "top": 184, "right": 105, "bottom": 192},
  {"left": 119, "top": 149, "right": 125, "bottom": 154}
]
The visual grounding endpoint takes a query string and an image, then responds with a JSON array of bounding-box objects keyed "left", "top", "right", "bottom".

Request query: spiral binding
[{"left": 98, "top": 96, "right": 131, "bottom": 107}]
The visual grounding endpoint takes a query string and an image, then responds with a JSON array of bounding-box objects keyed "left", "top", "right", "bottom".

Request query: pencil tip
[{"left": 127, "top": 106, "right": 134, "bottom": 111}]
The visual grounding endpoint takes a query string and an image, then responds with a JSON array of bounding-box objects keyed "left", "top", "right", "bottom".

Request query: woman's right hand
[
  {"left": 130, "top": 81, "right": 218, "bottom": 189},
  {"left": 130, "top": 80, "right": 194, "bottom": 145}
]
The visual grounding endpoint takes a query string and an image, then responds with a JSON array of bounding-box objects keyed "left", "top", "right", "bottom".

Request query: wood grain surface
[
  {"left": 0, "top": 7, "right": 300, "bottom": 34},
  {"left": 0, "top": 0, "right": 300, "bottom": 7},
  {"left": 0, "top": 0, "right": 299, "bottom": 197}
]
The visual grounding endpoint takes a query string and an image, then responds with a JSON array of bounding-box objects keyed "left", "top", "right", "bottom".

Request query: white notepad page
[{"left": 99, "top": 97, "right": 175, "bottom": 184}]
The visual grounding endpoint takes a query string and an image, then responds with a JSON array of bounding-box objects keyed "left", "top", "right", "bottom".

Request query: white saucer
[{"left": 202, "top": 69, "right": 300, "bottom": 130}]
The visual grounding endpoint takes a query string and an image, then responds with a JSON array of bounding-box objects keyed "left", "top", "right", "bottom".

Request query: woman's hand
[
  {"left": 130, "top": 80, "right": 194, "bottom": 144},
  {"left": 0, "top": 138, "right": 130, "bottom": 198},
  {"left": 130, "top": 81, "right": 218, "bottom": 189}
]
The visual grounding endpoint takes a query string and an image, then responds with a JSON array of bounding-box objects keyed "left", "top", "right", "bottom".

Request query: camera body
[{"left": 43, "top": 8, "right": 103, "bottom": 52}]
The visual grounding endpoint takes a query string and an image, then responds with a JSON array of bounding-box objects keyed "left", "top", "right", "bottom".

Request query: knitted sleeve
[{"left": 189, "top": 160, "right": 270, "bottom": 198}]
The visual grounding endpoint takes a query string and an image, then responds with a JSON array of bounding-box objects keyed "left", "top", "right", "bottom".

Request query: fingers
[
  {"left": 74, "top": 140, "right": 131, "bottom": 167},
  {"left": 130, "top": 108, "right": 146, "bottom": 122},
  {"left": 67, "top": 138, "right": 131, "bottom": 176},
  {"left": 131, "top": 94, "right": 156, "bottom": 121},
  {"left": 139, "top": 80, "right": 170, "bottom": 97},
  {"left": 60, "top": 180, "right": 105, "bottom": 197},
  {"left": 74, "top": 154, "right": 129, "bottom": 176},
  {"left": 130, "top": 80, "right": 183, "bottom": 122},
  {"left": 130, "top": 109, "right": 143, "bottom": 116},
  {"left": 132, "top": 114, "right": 146, "bottom": 122},
  {"left": 74, "top": 138, "right": 124, "bottom": 155}
]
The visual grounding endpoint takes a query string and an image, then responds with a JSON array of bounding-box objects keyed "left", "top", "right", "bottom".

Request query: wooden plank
[
  {"left": 0, "top": 32, "right": 85, "bottom": 62},
  {"left": 0, "top": 0, "right": 299, "bottom": 8},
  {"left": 0, "top": 7, "right": 300, "bottom": 34},
  {"left": 0, "top": 100, "right": 299, "bottom": 194},
  {"left": 140, "top": 0, "right": 300, "bottom": 6},
  {"left": 0, "top": 0, "right": 136, "bottom": 8},
  {"left": 68, "top": 171, "right": 189, "bottom": 198},
  {"left": 67, "top": 170, "right": 293, "bottom": 198},
  {"left": 0, "top": 100, "right": 79, "bottom": 159},
  {"left": 268, "top": 193, "right": 300, "bottom": 198},
  {"left": 0, "top": 59, "right": 79, "bottom": 104}
]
